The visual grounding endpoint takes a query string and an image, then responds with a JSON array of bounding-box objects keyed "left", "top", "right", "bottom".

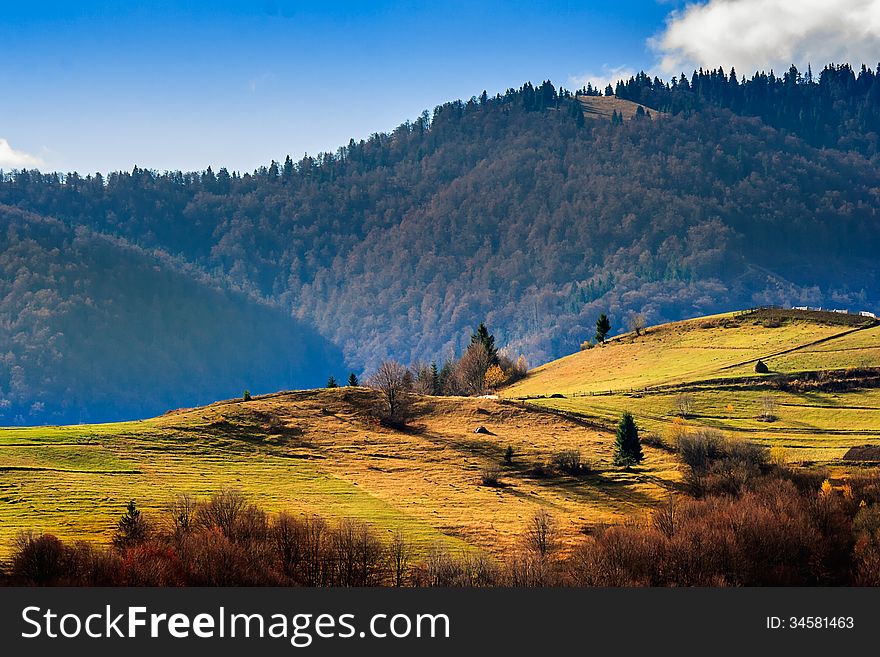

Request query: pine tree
[
  {"left": 326, "top": 375, "right": 338, "bottom": 388},
  {"left": 282, "top": 155, "right": 294, "bottom": 182},
  {"left": 470, "top": 322, "right": 499, "bottom": 364},
  {"left": 614, "top": 412, "right": 643, "bottom": 468},
  {"left": 439, "top": 360, "right": 455, "bottom": 394},
  {"left": 595, "top": 314, "right": 611, "bottom": 343},
  {"left": 430, "top": 361, "right": 440, "bottom": 395},
  {"left": 347, "top": 372, "right": 359, "bottom": 386},
  {"left": 113, "top": 500, "right": 148, "bottom": 550}
]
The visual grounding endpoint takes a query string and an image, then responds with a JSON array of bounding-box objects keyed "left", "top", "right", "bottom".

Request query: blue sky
[{"left": 2, "top": 1, "right": 878, "bottom": 174}]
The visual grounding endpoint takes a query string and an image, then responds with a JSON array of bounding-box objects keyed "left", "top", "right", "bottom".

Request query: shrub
[
  {"left": 526, "top": 461, "right": 552, "bottom": 478},
  {"left": 484, "top": 364, "right": 508, "bottom": 390},
  {"left": 11, "top": 533, "right": 67, "bottom": 585},
  {"left": 242, "top": 390, "right": 252, "bottom": 401},
  {"left": 481, "top": 465, "right": 502, "bottom": 487},
  {"left": 678, "top": 429, "right": 769, "bottom": 496},
  {"left": 677, "top": 428, "right": 726, "bottom": 472},
  {"left": 641, "top": 433, "right": 671, "bottom": 450},
  {"left": 504, "top": 445, "right": 514, "bottom": 465},
  {"left": 415, "top": 545, "right": 500, "bottom": 587},
  {"left": 552, "top": 449, "right": 590, "bottom": 475},
  {"left": 770, "top": 445, "right": 788, "bottom": 468},
  {"left": 667, "top": 416, "right": 690, "bottom": 444},
  {"left": 755, "top": 360, "right": 769, "bottom": 374},
  {"left": 566, "top": 479, "right": 833, "bottom": 586},
  {"left": 123, "top": 544, "right": 185, "bottom": 586},
  {"left": 196, "top": 489, "right": 249, "bottom": 540}
]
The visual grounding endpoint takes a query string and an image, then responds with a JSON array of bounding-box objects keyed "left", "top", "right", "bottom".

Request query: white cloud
[
  {"left": 651, "top": 0, "right": 880, "bottom": 77},
  {"left": 248, "top": 72, "right": 275, "bottom": 94},
  {"left": 0, "top": 138, "right": 43, "bottom": 169},
  {"left": 569, "top": 65, "right": 637, "bottom": 93}
]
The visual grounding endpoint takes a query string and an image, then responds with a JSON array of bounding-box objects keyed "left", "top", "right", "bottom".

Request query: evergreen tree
[
  {"left": 113, "top": 500, "right": 148, "bottom": 550},
  {"left": 327, "top": 375, "right": 338, "bottom": 388},
  {"left": 569, "top": 98, "right": 585, "bottom": 126},
  {"left": 439, "top": 360, "right": 455, "bottom": 394},
  {"left": 470, "top": 322, "right": 499, "bottom": 364},
  {"left": 614, "top": 412, "right": 643, "bottom": 467},
  {"left": 282, "top": 155, "right": 294, "bottom": 182},
  {"left": 595, "top": 314, "right": 611, "bottom": 343},
  {"left": 347, "top": 372, "right": 359, "bottom": 386},
  {"left": 430, "top": 361, "right": 440, "bottom": 395}
]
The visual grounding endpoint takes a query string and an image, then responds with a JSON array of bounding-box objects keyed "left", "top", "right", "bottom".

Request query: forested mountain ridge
[
  {"left": 1, "top": 65, "right": 879, "bottom": 422},
  {"left": 0, "top": 206, "right": 345, "bottom": 424}
]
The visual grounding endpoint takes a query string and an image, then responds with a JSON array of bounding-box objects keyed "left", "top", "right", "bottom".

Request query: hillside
[
  {"left": 1, "top": 68, "right": 880, "bottom": 421},
  {"left": 504, "top": 308, "right": 880, "bottom": 463},
  {"left": 0, "top": 387, "right": 679, "bottom": 557},
  {"left": 0, "top": 206, "right": 345, "bottom": 424},
  {"left": 577, "top": 95, "right": 663, "bottom": 121}
]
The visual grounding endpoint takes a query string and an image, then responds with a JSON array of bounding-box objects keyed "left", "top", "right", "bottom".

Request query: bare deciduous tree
[
  {"left": 195, "top": 488, "right": 247, "bottom": 539},
  {"left": 455, "top": 342, "right": 491, "bottom": 395},
  {"left": 525, "top": 509, "right": 558, "bottom": 557},
  {"left": 760, "top": 394, "right": 777, "bottom": 421},
  {"left": 168, "top": 493, "right": 197, "bottom": 535},
  {"left": 652, "top": 494, "right": 678, "bottom": 538},
  {"left": 388, "top": 529, "right": 411, "bottom": 587},
  {"left": 676, "top": 393, "right": 694, "bottom": 418},
  {"left": 368, "top": 360, "right": 412, "bottom": 423},
  {"left": 409, "top": 361, "right": 434, "bottom": 395},
  {"left": 628, "top": 312, "right": 647, "bottom": 336}
]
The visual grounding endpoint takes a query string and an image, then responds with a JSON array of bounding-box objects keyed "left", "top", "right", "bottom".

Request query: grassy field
[
  {"left": 504, "top": 308, "right": 880, "bottom": 464},
  {"left": 577, "top": 95, "right": 665, "bottom": 121},
  {"left": 0, "top": 389, "right": 678, "bottom": 558}
]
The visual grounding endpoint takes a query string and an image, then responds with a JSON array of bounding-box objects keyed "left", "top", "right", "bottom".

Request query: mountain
[
  {"left": 0, "top": 206, "right": 345, "bottom": 424},
  {"left": 1, "top": 65, "right": 879, "bottom": 421}
]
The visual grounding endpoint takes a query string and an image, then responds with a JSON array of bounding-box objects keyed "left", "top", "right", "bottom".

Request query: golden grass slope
[
  {"left": 506, "top": 310, "right": 874, "bottom": 397},
  {"left": 504, "top": 309, "right": 880, "bottom": 465},
  {"left": 577, "top": 95, "right": 665, "bottom": 121},
  {"left": 0, "top": 389, "right": 678, "bottom": 558}
]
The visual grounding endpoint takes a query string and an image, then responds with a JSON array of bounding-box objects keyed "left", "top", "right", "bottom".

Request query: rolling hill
[
  {"left": 504, "top": 308, "right": 880, "bottom": 463},
  {"left": 0, "top": 387, "right": 680, "bottom": 558}
]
